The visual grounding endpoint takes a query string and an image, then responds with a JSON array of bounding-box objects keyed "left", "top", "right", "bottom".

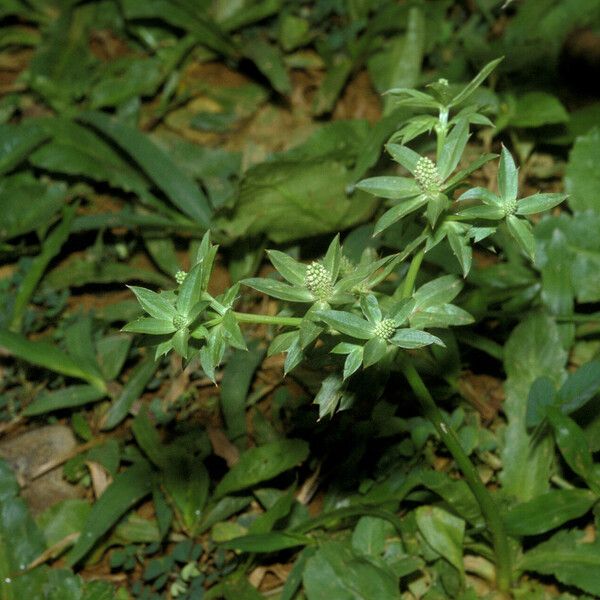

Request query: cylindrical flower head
[
  {"left": 373, "top": 318, "right": 396, "bottom": 340},
  {"left": 304, "top": 262, "right": 334, "bottom": 300},
  {"left": 414, "top": 157, "right": 442, "bottom": 194}
]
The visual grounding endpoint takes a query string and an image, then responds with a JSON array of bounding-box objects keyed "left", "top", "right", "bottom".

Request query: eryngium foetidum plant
[{"left": 123, "top": 58, "right": 566, "bottom": 593}]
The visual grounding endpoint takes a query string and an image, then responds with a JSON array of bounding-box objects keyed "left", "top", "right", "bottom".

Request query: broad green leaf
[
  {"left": 0, "top": 329, "right": 106, "bottom": 391},
  {"left": 316, "top": 310, "right": 374, "bottom": 340},
  {"left": 506, "top": 214, "right": 535, "bottom": 260},
  {"left": 312, "top": 56, "right": 353, "bottom": 116},
  {"left": 520, "top": 529, "right": 600, "bottom": 596},
  {"left": 559, "top": 360, "right": 600, "bottom": 414},
  {"left": 221, "top": 532, "right": 312, "bottom": 553},
  {"left": 227, "top": 159, "right": 376, "bottom": 243},
  {"left": 0, "top": 122, "right": 48, "bottom": 176},
  {"left": 351, "top": 516, "right": 388, "bottom": 557},
  {"left": 516, "top": 193, "right": 567, "bottom": 215},
  {"left": 547, "top": 408, "right": 600, "bottom": 494},
  {"left": 503, "top": 489, "right": 597, "bottom": 536},
  {"left": 501, "top": 314, "right": 567, "bottom": 501},
  {"left": 241, "top": 33, "right": 291, "bottom": 95},
  {"left": 67, "top": 461, "right": 153, "bottom": 565},
  {"left": 525, "top": 376, "right": 556, "bottom": 428},
  {"left": 415, "top": 506, "right": 464, "bottom": 576},
  {"left": 242, "top": 277, "right": 313, "bottom": 303},
  {"left": 132, "top": 409, "right": 169, "bottom": 469},
  {"left": 355, "top": 176, "right": 420, "bottom": 200},
  {"left": 214, "top": 440, "right": 309, "bottom": 498},
  {"left": 0, "top": 459, "right": 46, "bottom": 589},
  {"left": 0, "top": 173, "right": 65, "bottom": 242},
  {"left": 163, "top": 456, "right": 210, "bottom": 532},
  {"left": 25, "top": 385, "right": 106, "bottom": 416},
  {"left": 509, "top": 92, "right": 569, "bottom": 128},
  {"left": 37, "top": 498, "right": 91, "bottom": 547},
  {"left": 266, "top": 250, "right": 307, "bottom": 286},
  {"left": 390, "top": 329, "right": 444, "bottom": 349},
  {"left": 565, "top": 128, "right": 600, "bottom": 213},
  {"left": 450, "top": 57, "right": 503, "bottom": 107},
  {"left": 303, "top": 541, "right": 401, "bottom": 600},
  {"left": 385, "top": 143, "right": 421, "bottom": 173},
  {"left": 78, "top": 111, "right": 212, "bottom": 227},
  {"left": 498, "top": 146, "right": 518, "bottom": 203},
  {"left": 30, "top": 119, "right": 149, "bottom": 196},
  {"left": 96, "top": 334, "right": 132, "bottom": 381},
  {"left": 373, "top": 195, "right": 428, "bottom": 236}
]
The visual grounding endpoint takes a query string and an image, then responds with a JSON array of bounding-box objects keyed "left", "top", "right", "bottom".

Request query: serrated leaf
[
  {"left": 214, "top": 440, "right": 309, "bottom": 498},
  {"left": 520, "top": 529, "right": 600, "bottom": 595},
  {"left": 78, "top": 111, "right": 211, "bottom": 226},
  {"left": 504, "top": 489, "right": 597, "bottom": 536}
]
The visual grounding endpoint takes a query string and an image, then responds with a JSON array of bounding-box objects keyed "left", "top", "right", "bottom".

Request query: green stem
[
  {"left": 401, "top": 359, "right": 513, "bottom": 592},
  {"left": 232, "top": 312, "right": 302, "bottom": 327},
  {"left": 204, "top": 311, "right": 303, "bottom": 329},
  {"left": 401, "top": 248, "right": 425, "bottom": 299}
]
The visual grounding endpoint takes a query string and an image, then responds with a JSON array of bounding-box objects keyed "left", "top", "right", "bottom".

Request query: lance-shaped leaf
[
  {"left": 390, "top": 328, "right": 444, "bottom": 349},
  {"left": 506, "top": 214, "right": 535, "bottom": 260},
  {"left": 438, "top": 118, "right": 469, "bottom": 180},
  {"left": 356, "top": 176, "right": 420, "bottom": 200},
  {"left": 498, "top": 145, "right": 519, "bottom": 203},
  {"left": 316, "top": 310, "right": 374, "bottom": 340},
  {"left": 373, "top": 195, "right": 428, "bottom": 236},
  {"left": 385, "top": 143, "right": 421, "bottom": 173},
  {"left": 122, "top": 318, "right": 177, "bottom": 335},
  {"left": 449, "top": 57, "right": 503, "bottom": 107},
  {"left": 243, "top": 277, "right": 314, "bottom": 303},
  {"left": 266, "top": 250, "right": 306, "bottom": 286},
  {"left": 176, "top": 262, "right": 204, "bottom": 317},
  {"left": 128, "top": 286, "right": 176, "bottom": 320},
  {"left": 516, "top": 193, "right": 567, "bottom": 215}
]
